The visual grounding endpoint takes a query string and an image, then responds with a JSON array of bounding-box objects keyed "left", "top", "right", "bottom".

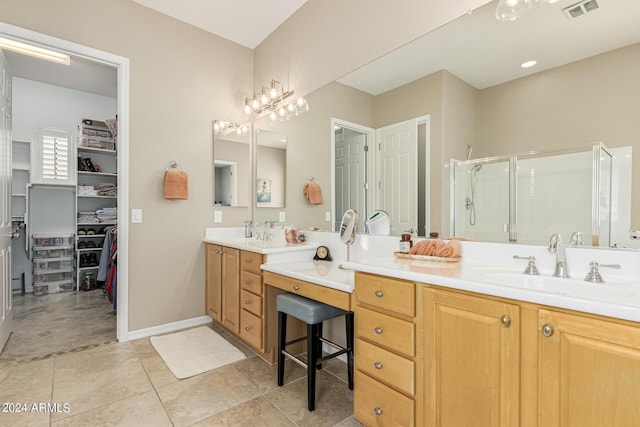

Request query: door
[
  {"left": 205, "top": 244, "right": 222, "bottom": 322},
  {"left": 423, "top": 288, "right": 520, "bottom": 426},
  {"left": 538, "top": 309, "right": 640, "bottom": 426},
  {"left": 376, "top": 119, "right": 417, "bottom": 234},
  {"left": 221, "top": 247, "right": 240, "bottom": 334},
  {"left": 0, "top": 50, "right": 12, "bottom": 352},
  {"left": 335, "top": 126, "right": 368, "bottom": 231}
]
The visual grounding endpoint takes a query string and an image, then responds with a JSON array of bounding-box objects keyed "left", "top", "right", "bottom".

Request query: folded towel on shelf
[
  {"left": 303, "top": 183, "right": 323, "bottom": 204},
  {"left": 164, "top": 171, "right": 189, "bottom": 200}
]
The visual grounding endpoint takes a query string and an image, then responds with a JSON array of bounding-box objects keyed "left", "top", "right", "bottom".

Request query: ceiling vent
[{"left": 563, "top": 0, "right": 600, "bottom": 19}]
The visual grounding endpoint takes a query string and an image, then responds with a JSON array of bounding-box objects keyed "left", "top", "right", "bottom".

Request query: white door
[
  {"left": 376, "top": 119, "right": 417, "bottom": 235},
  {"left": 0, "top": 50, "right": 12, "bottom": 352},
  {"left": 335, "top": 127, "right": 368, "bottom": 231}
]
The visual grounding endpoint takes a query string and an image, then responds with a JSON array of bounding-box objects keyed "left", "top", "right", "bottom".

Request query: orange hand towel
[
  {"left": 303, "top": 183, "right": 323, "bottom": 205},
  {"left": 436, "top": 239, "right": 462, "bottom": 258},
  {"left": 164, "top": 170, "right": 189, "bottom": 200}
]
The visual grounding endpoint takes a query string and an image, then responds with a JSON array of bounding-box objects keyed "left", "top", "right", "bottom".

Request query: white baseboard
[{"left": 125, "top": 315, "right": 213, "bottom": 341}]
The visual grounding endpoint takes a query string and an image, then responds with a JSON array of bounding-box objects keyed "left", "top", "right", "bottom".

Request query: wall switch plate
[
  {"left": 279, "top": 211, "right": 286, "bottom": 222},
  {"left": 325, "top": 211, "right": 331, "bottom": 222},
  {"left": 132, "top": 209, "right": 142, "bottom": 223},
  {"left": 214, "top": 211, "right": 222, "bottom": 223},
  {"left": 631, "top": 229, "right": 640, "bottom": 239}
]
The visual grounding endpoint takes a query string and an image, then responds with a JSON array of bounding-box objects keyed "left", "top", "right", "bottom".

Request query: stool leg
[
  {"left": 316, "top": 321, "right": 323, "bottom": 370},
  {"left": 346, "top": 312, "right": 354, "bottom": 390},
  {"left": 277, "top": 311, "right": 287, "bottom": 387},
  {"left": 307, "top": 323, "right": 318, "bottom": 411}
]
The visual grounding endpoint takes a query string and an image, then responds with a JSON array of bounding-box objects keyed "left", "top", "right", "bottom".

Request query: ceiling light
[
  {"left": 521, "top": 60, "right": 537, "bottom": 68},
  {"left": 213, "top": 119, "right": 248, "bottom": 137},
  {"left": 495, "top": 0, "right": 532, "bottom": 22},
  {"left": 0, "top": 36, "right": 70, "bottom": 65},
  {"left": 243, "top": 79, "right": 310, "bottom": 123}
]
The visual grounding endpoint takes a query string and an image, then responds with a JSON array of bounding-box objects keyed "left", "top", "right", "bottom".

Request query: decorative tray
[{"left": 393, "top": 252, "right": 461, "bottom": 263}]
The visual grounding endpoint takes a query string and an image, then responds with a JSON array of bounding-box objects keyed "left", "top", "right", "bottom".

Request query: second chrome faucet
[{"left": 548, "top": 234, "right": 569, "bottom": 278}]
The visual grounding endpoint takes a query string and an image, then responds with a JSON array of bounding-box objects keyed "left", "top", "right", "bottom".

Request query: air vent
[{"left": 563, "top": 0, "right": 600, "bottom": 19}]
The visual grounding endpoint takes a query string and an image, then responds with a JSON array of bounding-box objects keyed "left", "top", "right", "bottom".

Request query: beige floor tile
[
  {"left": 191, "top": 396, "right": 295, "bottom": 426},
  {"left": 232, "top": 355, "right": 307, "bottom": 394},
  {"left": 129, "top": 337, "right": 157, "bottom": 360},
  {"left": 0, "top": 358, "right": 54, "bottom": 399},
  {"left": 265, "top": 371, "right": 354, "bottom": 427},
  {"left": 321, "top": 356, "right": 350, "bottom": 384},
  {"left": 334, "top": 415, "right": 363, "bottom": 426},
  {"left": 51, "top": 344, "right": 153, "bottom": 421},
  {"left": 139, "top": 353, "right": 180, "bottom": 388},
  {"left": 50, "top": 390, "right": 172, "bottom": 427},
  {"left": 157, "top": 364, "right": 260, "bottom": 427}
]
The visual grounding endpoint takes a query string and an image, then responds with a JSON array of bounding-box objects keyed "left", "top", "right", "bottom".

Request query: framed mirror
[{"left": 213, "top": 120, "right": 251, "bottom": 207}]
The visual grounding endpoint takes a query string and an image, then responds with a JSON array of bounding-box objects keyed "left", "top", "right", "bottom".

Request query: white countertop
[{"left": 204, "top": 227, "right": 640, "bottom": 322}]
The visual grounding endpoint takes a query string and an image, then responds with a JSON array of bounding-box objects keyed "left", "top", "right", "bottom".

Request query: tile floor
[{"left": 0, "top": 292, "right": 361, "bottom": 426}]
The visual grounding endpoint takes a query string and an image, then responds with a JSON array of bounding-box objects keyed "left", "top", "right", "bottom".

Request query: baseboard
[{"left": 126, "top": 315, "right": 213, "bottom": 341}]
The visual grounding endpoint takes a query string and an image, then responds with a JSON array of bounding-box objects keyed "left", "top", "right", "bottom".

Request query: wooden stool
[{"left": 277, "top": 292, "right": 354, "bottom": 411}]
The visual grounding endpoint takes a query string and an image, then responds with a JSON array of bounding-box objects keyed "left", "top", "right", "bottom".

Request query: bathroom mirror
[
  {"left": 213, "top": 120, "right": 251, "bottom": 207},
  {"left": 339, "top": 209, "right": 357, "bottom": 245},
  {"left": 258, "top": 0, "right": 640, "bottom": 248},
  {"left": 255, "top": 127, "right": 287, "bottom": 208}
]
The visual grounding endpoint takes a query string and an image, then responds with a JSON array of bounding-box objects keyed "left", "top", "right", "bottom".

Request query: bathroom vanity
[{"left": 204, "top": 228, "right": 640, "bottom": 426}]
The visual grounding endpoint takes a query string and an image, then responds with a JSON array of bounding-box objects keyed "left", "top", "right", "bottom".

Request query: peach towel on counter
[
  {"left": 164, "top": 170, "right": 189, "bottom": 200},
  {"left": 436, "top": 239, "right": 461, "bottom": 258},
  {"left": 409, "top": 238, "right": 461, "bottom": 258},
  {"left": 303, "top": 183, "right": 323, "bottom": 204}
]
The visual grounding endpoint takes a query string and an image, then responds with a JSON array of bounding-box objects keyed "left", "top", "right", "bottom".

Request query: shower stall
[{"left": 451, "top": 143, "right": 613, "bottom": 246}]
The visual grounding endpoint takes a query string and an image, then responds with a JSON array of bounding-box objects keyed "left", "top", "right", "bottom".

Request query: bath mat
[{"left": 150, "top": 326, "right": 246, "bottom": 379}]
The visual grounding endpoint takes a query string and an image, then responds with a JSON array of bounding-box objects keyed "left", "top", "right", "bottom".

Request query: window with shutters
[{"left": 34, "top": 128, "right": 75, "bottom": 185}]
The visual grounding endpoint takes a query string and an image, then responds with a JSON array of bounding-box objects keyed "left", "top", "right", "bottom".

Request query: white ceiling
[
  {"left": 2, "top": 0, "right": 639, "bottom": 99},
  {"left": 132, "top": 0, "right": 308, "bottom": 49}
]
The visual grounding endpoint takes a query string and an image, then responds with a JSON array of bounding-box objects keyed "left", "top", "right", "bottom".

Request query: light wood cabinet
[
  {"left": 354, "top": 272, "right": 417, "bottom": 426},
  {"left": 537, "top": 308, "right": 640, "bottom": 426},
  {"left": 205, "top": 244, "right": 222, "bottom": 322},
  {"left": 423, "top": 287, "right": 520, "bottom": 427},
  {"left": 221, "top": 248, "right": 240, "bottom": 333}
]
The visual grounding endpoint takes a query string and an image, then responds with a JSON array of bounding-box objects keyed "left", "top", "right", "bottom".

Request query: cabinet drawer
[
  {"left": 355, "top": 306, "right": 415, "bottom": 357},
  {"left": 239, "top": 310, "right": 263, "bottom": 350},
  {"left": 240, "top": 250, "right": 263, "bottom": 274},
  {"left": 241, "top": 289, "right": 263, "bottom": 317},
  {"left": 354, "top": 370, "right": 414, "bottom": 427},
  {"left": 355, "top": 338, "right": 414, "bottom": 396},
  {"left": 355, "top": 273, "right": 415, "bottom": 317},
  {"left": 264, "top": 271, "right": 351, "bottom": 311},
  {"left": 241, "top": 270, "right": 263, "bottom": 295}
]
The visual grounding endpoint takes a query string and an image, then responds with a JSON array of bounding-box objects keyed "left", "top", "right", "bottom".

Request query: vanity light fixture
[
  {"left": 495, "top": 0, "right": 559, "bottom": 22},
  {"left": 213, "top": 120, "right": 249, "bottom": 137},
  {"left": 243, "top": 79, "right": 309, "bottom": 123},
  {"left": 0, "top": 36, "right": 71, "bottom": 65}
]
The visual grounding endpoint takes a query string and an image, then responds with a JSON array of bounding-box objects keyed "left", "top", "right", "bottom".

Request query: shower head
[{"left": 472, "top": 163, "right": 483, "bottom": 173}]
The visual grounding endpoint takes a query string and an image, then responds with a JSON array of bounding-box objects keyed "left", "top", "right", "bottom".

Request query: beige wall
[
  {"left": 477, "top": 43, "right": 640, "bottom": 224},
  {"left": 254, "top": 0, "right": 492, "bottom": 99},
  {"left": 0, "top": 0, "right": 253, "bottom": 331}
]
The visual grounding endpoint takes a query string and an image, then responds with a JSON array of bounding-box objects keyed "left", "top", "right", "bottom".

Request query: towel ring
[
  {"left": 166, "top": 161, "right": 184, "bottom": 171},
  {"left": 306, "top": 176, "right": 315, "bottom": 183}
]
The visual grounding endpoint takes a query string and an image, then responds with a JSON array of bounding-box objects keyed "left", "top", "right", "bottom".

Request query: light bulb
[
  {"left": 219, "top": 121, "right": 226, "bottom": 130},
  {"left": 287, "top": 102, "right": 297, "bottom": 114},
  {"left": 243, "top": 104, "right": 252, "bottom": 115},
  {"left": 296, "top": 97, "right": 309, "bottom": 113},
  {"left": 251, "top": 99, "right": 260, "bottom": 110},
  {"left": 278, "top": 106, "right": 287, "bottom": 117},
  {"left": 270, "top": 87, "right": 278, "bottom": 99},
  {"left": 214, "top": 122, "right": 220, "bottom": 133},
  {"left": 236, "top": 127, "right": 242, "bottom": 136},
  {"left": 270, "top": 111, "right": 277, "bottom": 121},
  {"left": 260, "top": 93, "right": 269, "bottom": 105},
  {"left": 495, "top": 0, "right": 531, "bottom": 21},
  {"left": 242, "top": 126, "right": 248, "bottom": 135}
]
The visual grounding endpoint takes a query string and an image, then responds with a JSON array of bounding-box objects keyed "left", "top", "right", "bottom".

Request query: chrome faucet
[
  {"left": 569, "top": 231, "right": 583, "bottom": 247},
  {"left": 264, "top": 220, "right": 274, "bottom": 242},
  {"left": 548, "top": 234, "right": 569, "bottom": 278}
]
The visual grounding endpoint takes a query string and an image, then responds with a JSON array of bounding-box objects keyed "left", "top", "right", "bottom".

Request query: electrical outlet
[
  {"left": 132, "top": 209, "right": 142, "bottom": 223},
  {"left": 325, "top": 211, "right": 331, "bottom": 222},
  {"left": 631, "top": 229, "right": 640, "bottom": 239},
  {"left": 279, "top": 211, "right": 286, "bottom": 222},
  {"left": 214, "top": 211, "right": 222, "bottom": 223}
]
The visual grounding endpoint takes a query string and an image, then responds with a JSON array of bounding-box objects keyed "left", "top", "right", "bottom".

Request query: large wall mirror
[
  {"left": 254, "top": 125, "right": 287, "bottom": 218},
  {"left": 257, "top": 0, "right": 640, "bottom": 249},
  {"left": 213, "top": 120, "right": 251, "bottom": 207}
]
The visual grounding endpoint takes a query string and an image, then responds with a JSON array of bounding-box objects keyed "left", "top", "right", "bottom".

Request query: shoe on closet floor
[
  {"left": 86, "top": 229, "right": 96, "bottom": 235},
  {"left": 78, "top": 241, "right": 87, "bottom": 249},
  {"left": 78, "top": 228, "right": 87, "bottom": 235},
  {"left": 86, "top": 241, "right": 96, "bottom": 248},
  {"left": 88, "top": 253, "right": 99, "bottom": 266},
  {"left": 79, "top": 253, "right": 89, "bottom": 267}
]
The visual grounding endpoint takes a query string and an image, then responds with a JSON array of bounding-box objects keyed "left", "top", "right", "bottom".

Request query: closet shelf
[
  {"left": 77, "top": 222, "right": 117, "bottom": 226},
  {"left": 78, "top": 265, "right": 99, "bottom": 271},
  {"left": 78, "top": 234, "right": 106, "bottom": 238},
  {"left": 77, "top": 171, "right": 117, "bottom": 177},
  {"left": 77, "top": 146, "right": 116, "bottom": 155},
  {"left": 77, "top": 195, "right": 117, "bottom": 199},
  {"left": 77, "top": 248, "right": 102, "bottom": 252}
]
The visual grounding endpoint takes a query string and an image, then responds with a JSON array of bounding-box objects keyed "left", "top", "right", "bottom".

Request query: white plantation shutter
[{"left": 35, "top": 128, "right": 75, "bottom": 185}]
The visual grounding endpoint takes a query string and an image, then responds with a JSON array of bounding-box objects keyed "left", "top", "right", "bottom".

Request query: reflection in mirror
[
  {"left": 213, "top": 120, "right": 250, "bottom": 207},
  {"left": 255, "top": 128, "right": 287, "bottom": 208},
  {"left": 365, "top": 210, "right": 391, "bottom": 235}
]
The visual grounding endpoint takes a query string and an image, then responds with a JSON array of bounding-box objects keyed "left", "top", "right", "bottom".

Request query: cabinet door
[
  {"left": 423, "top": 288, "right": 520, "bottom": 427},
  {"left": 221, "top": 247, "right": 240, "bottom": 334},
  {"left": 538, "top": 309, "right": 640, "bottom": 427},
  {"left": 205, "top": 244, "right": 222, "bottom": 322}
]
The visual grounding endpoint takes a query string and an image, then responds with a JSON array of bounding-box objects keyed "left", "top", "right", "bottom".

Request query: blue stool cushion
[{"left": 277, "top": 293, "right": 348, "bottom": 324}]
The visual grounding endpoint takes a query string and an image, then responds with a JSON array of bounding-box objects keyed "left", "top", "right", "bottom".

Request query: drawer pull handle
[
  {"left": 374, "top": 407, "right": 383, "bottom": 416},
  {"left": 373, "top": 362, "right": 382, "bottom": 369},
  {"left": 245, "top": 327, "right": 250, "bottom": 331},
  {"left": 542, "top": 323, "right": 554, "bottom": 337},
  {"left": 374, "top": 327, "right": 383, "bottom": 334},
  {"left": 293, "top": 285, "right": 300, "bottom": 290},
  {"left": 245, "top": 280, "right": 251, "bottom": 285},
  {"left": 245, "top": 300, "right": 250, "bottom": 304},
  {"left": 245, "top": 259, "right": 252, "bottom": 263},
  {"left": 374, "top": 290, "right": 383, "bottom": 297},
  {"left": 501, "top": 315, "right": 511, "bottom": 328}
]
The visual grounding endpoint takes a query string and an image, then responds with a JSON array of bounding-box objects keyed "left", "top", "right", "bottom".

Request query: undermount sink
[{"left": 463, "top": 267, "right": 638, "bottom": 302}]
